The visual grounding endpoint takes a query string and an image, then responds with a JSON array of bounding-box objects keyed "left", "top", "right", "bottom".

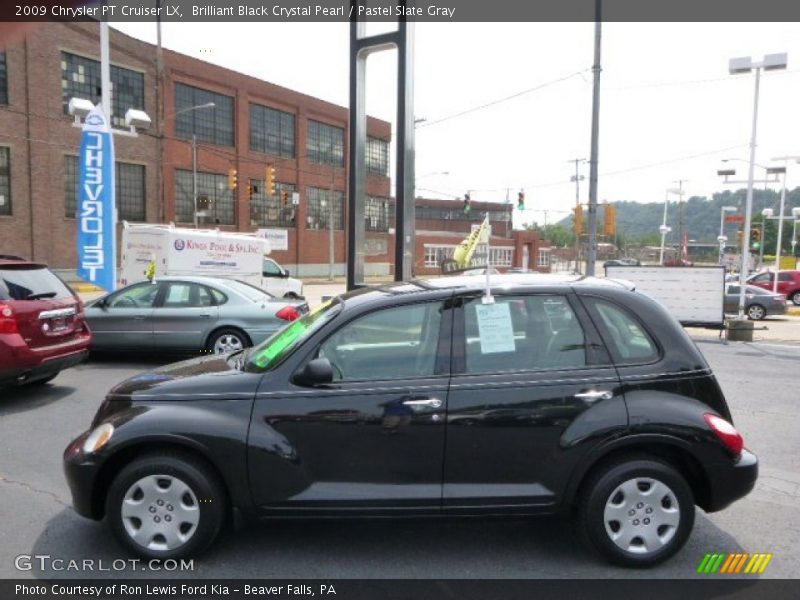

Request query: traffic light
[
  {"left": 227, "top": 168, "right": 238, "bottom": 190},
  {"left": 463, "top": 192, "right": 471, "bottom": 213},
  {"left": 517, "top": 190, "right": 525, "bottom": 211},
  {"left": 736, "top": 229, "right": 744, "bottom": 248},
  {"left": 573, "top": 204, "right": 584, "bottom": 236},
  {"left": 266, "top": 166, "right": 276, "bottom": 196},
  {"left": 282, "top": 191, "right": 289, "bottom": 207},
  {"left": 751, "top": 228, "right": 762, "bottom": 250},
  {"left": 604, "top": 203, "right": 617, "bottom": 237}
]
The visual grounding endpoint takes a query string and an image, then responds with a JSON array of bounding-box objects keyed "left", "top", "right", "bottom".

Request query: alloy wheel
[{"left": 213, "top": 334, "right": 244, "bottom": 354}]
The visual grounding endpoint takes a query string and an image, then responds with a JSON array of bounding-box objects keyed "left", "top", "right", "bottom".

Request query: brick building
[{"left": 0, "top": 22, "right": 549, "bottom": 278}]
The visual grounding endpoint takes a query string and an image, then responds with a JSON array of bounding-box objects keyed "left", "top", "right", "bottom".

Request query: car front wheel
[
  {"left": 579, "top": 457, "right": 694, "bottom": 567},
  {"left": 791, "top": 291, "right": 800, "bottom": 306},
  {"left": 106, "top": 453, "right": 226, "bottom": 559}
]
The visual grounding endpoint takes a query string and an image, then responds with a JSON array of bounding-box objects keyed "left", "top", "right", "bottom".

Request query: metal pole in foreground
[
  {"left": 738, "top": 67, "right": 761, "bottom": 319},
  {"left": 192, "top": 134, "right": 198, "bottom": 228},
  {"left": 659, "top": 193, "right": 669, "bottom": 265},
  {"left": 329, "top": 168, "right": 335, "bottom": 281},
  {"left": 586, "top": 0, "right": 602, "bottom": 276},
  {"left": 774, "top": 175, "right": 786, "bottom": 293}
]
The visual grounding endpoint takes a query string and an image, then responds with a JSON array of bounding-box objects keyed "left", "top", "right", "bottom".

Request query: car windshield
[
  {"left": 222, "top": 278, "right": 274, "bottom": 301},
  {"left": 245, "top": 297, "right": 342, "bottom": 372}
]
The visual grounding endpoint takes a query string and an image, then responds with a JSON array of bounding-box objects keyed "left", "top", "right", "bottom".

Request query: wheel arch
[
  {"left": 91, "top": 437, "right": 237, "bottom": 521},
  {"left": 564, "top": 435, "right": 712, "bottom": 513},
  {"left": 204, "top": 325, "right": 252, "bottom": 351}
]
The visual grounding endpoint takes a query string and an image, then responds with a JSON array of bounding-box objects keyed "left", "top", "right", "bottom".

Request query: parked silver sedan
[
  {"left": 724, "top": 283, "right": 786, "bottom": 320},
  {"left": 85, "top": 276, "right": 308, "bottom": 353}
]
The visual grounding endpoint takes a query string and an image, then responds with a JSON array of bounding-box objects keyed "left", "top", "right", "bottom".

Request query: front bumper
[
  {"left": 63, "top": 431, "right": 104, "bottom": 520},
  {"left": 704, "top": 448, "right": 758, "bottom": 512}
]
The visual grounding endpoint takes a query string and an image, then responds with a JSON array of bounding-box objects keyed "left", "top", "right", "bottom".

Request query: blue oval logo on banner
[
  {"left": 85, "top": 114, "right": 104, "bottom": 126},
  {"left": 174, "top": 239, "right": 185, "bottom": 251}
]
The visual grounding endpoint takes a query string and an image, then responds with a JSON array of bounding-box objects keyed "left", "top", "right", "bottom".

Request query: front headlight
[{"left": 82, "top": 423, "right": 114, "bottom": 454}]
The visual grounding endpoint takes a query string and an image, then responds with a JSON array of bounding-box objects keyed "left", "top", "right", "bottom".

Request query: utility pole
[
  {"left": 569, "top": 158, "right": 586, "bottom": 273},
  {"left": 328, "top": 167, "right": 335, "bottom": 281},
  {"left": 586, "top": 0, "right": 602, "bottom": 276},
  {"left": 674, "top": 179, "right": 687, "bottom": 261}
]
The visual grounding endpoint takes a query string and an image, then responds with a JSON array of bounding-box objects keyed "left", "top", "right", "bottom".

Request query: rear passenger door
[
  {"left": 443, "top": 292, "right": 626, "bottom": 512},
  {"left": 151, "top": 282, "right": 219, "bottom": 350}
]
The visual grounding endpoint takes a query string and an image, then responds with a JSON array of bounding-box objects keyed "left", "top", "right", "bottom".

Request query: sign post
[{"left": 77, "top": 104, "right": 116, "bottom": 293}]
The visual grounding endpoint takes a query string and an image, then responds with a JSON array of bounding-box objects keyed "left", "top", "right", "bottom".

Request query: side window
[
  {"left": 107, "top": 282, "right": 160, "bottom": 308},
  {"left": 161, "top": 282, "right": 205, "bottom": 308},
  {"left": 590, "top": 299, "right": 658, "bottom": 363},
  {"left": 778, "top": 273, "right": 792, "bottom": 282},
  {"left": 752, "top": 273, "right": 772, "bottom": 284},
  {"left": 318, "top": 302, "right": 444, "bottom": 381},
  {"left": 210, "top": 288, "right": 227, "bottom": 305},
  {"left": 263, "top": 259, "right": 282, "bottom": 276},
  {"left": 463, "top": 295, "right": 586, "bottom": 374}
]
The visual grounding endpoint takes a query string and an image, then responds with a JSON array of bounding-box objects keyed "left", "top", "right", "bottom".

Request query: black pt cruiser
[{"left": 64, "top": 274, "right": 757, "bottom": 567}]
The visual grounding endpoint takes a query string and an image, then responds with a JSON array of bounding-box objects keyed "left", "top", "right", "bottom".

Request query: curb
[
  {"left": 788, "top": 306, "right": 800, "bottom": 316},
  {"left": 71, "top": 283, "right": 103, "bottom": 293}
]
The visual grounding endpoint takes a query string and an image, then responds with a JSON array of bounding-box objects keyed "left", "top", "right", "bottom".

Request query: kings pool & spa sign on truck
[{"left": 120, "top": 223, "right": 303, "bottom": 298}]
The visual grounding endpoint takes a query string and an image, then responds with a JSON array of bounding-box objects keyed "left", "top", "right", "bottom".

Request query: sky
[{"left": 114, "top": 21, "right": 800, "bottom": 228}]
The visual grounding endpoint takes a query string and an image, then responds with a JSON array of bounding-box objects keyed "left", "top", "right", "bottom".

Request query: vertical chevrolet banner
[{"left": 77, "top": 104, "right": 116, "bottom": 292}]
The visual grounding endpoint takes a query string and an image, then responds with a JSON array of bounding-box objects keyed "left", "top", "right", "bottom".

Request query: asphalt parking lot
[{"left": 0, "top": 338, "right": 798, "bottom": 580}]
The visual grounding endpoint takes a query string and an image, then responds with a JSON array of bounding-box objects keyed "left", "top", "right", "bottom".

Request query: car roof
[{"left": 0, "top": 257, "right": 47, "bottom": 268}]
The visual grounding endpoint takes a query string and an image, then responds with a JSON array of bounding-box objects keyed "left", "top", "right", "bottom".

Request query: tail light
[
  {"left": 276, "top": 306, "right": 300, "bottom": 321},
  {"left": 777, "top": 294, "right": 786, "bottom": 304},
  {"left": 704, "top": 413, "right": 744, "bottom": 455},
  {"left": 0, "top": 303, "right": 19, "bottom": 334}
]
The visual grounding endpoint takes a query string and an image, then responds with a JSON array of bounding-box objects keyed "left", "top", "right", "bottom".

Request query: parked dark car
[
  {"left": 747, "top": 270, "right": 800, "bottom": 305},
  {"left": 1, "top": 256, "right": 91, "bottom": 388},
  {"left": 64, "top": 274, "right": 756, "bottom": 567},
  {"left": 724, "top": 284, "right": 786, "bottom": 320}
]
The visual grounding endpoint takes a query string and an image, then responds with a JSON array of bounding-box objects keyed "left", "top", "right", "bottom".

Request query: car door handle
[
  {"left": 574, "top": 390, "right": 613, "bottom": 403},
  {"left": 199, "top": 313, "right": 212, "bottom": 318},
  {"left": 402, "top": 397, "right": 443, "bottom": 409},
  {"left": 133, "top": 315, "right": 148, "bottom": 320}
]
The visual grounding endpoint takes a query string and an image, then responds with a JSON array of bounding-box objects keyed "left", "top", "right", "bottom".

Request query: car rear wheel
[
  {"left": 791, "top": 291, "right": 800, "bottom": 306},
  {"left": 207, "top": 328, "right": 250, "bottom": 355},
  {"left": 747, "top": 304, "right": 766, "bottom": 321},
  {"left": 579, "top": 457, "right": 694, "bottom": 567},
  {"left": 106, "top": 454, "right": 226, "bottom": 559}
]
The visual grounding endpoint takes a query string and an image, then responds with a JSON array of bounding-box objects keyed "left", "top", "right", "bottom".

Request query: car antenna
[{"left": 481, "top": 212, "right": 494, "bottom": 304}]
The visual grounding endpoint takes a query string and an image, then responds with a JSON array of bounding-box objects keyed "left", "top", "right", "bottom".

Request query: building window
[
  {"left": 365, "top": 196, "right": 389, "bottom": 232},
  {"left": 307, "top": 120, "right": 344, "bottom": 167},
  {"left": 366, "top": 136, "right": 389, "bottom": 176},
  {"left": 538, "top": 248, "right": 551, "bottom": 267},
  {"left": 174, "top": 83, "right": 234, "bottom": 146},
  {"left": 65, "top": 156, "right": 146, "bottom": 221},
  {"left": 249, "top": 179, "right": 296, "bottom": 227},
  {"left": 0, "top": 52, "right": 7, "bottom": 105},
  {"left": 61, "top": 52, "right": 144, "bottom": 129},
  {"left": 424, "top": 244, "right": 456, "bottom": 268},
  {"left": 417, "top": 204, "right": 509, "bottom": 223},
  {"left": 306, "top": 187, "right": 344, "bottom": 230},
  {"left": 174, "top": 169, "right": 235, "bottom": 225},
  {"left": 250, "top": 104, "right": 295, "bottom": 158},
  {"left": 490, "top": 247, "right": 514, "bottom": 267},
  {"left": 0, "top": 147, "right": 10, "bottom": 215}
]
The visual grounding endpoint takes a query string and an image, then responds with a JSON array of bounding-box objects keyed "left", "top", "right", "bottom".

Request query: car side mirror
[
  {"left": 294, "top": 358, "right": 333, "bottom": 386},
  {"left": 283, "top": 268, "right": 290, "bottom": 278}
]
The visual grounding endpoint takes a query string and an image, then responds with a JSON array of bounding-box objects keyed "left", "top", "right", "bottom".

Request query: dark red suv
[
  {"left": 748, "top": 270, "right": 800, "bottom": 305},
  {"left": 0, "top": 256, "right": 91, "bottom": 388}
]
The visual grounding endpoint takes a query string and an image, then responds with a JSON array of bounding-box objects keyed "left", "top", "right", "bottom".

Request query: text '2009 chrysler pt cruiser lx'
[{"left": 64, "top": 274, "right": 757, "bottom": 567}]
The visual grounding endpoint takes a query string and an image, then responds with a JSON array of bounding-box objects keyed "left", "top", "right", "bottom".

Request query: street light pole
[
  {"left": 192, "top": 134, "right": 198, "bottom": 228},
  {"left": 728, "top": 52, "right": 787, "bottom": 319},
  {"left": 770, "top": 156, "right": 800, "bottom": 292},
  {"left": 718, "top": 206, "right": 736, "bottom": 265},
  {"left": 759, "top": 208, "right": 772, "bottom": 268},
  {"left": 659, "top": 192, "right": 670, "bottom": 265},
  {"left": 585, "top": 0, "right": 602, "bottom": 277}
]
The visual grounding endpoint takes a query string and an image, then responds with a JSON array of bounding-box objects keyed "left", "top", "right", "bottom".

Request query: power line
[{"left": 415, "top": 69, "right": 589, "bottom": 129}]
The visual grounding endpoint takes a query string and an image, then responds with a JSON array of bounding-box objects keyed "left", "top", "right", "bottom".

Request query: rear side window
[
  {"left": 0, "top": 266, "right": 74, "bottom": 301},
  {"left": 589, "top": 299, "right": 658, "bottom": 364},
  {"left": 778, "top": 273, "right": 794, "bottom": 282}
]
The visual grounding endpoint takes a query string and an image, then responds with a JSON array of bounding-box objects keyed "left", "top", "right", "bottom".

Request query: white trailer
[
  {"left": 604, "top": 265, "right": 726, "bottom": 328},
  {"left": 120, "top": 223, "right": 303, "bottom": 298}
]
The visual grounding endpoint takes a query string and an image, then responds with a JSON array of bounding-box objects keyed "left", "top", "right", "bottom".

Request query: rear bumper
[
  {"left": 0, "top": 332, "right": 90, "bottom": 385},
  {"left": 704, "top": 448, "right": 758, "bottom": 512}
]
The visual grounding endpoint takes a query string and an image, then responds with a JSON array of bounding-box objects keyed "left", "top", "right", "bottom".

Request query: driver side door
[{"left": 88, "top": 282, "right": 162, "bottom": 349}]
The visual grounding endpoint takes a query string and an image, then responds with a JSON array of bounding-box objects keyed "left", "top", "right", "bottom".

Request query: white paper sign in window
[{"left": 475, "top": 302, "right": 516, "bottom": 354}]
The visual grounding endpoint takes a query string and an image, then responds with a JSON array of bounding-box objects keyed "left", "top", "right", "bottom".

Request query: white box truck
[{"left": 120, "top": 223, "right": 303, "bottom": 298}]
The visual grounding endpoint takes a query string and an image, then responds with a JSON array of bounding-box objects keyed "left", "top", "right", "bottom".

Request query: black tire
[
  {"left": 578, "top": 457, "right": 695, "bottom": 567},
  {"left": 28, "top": 372, "right": 59, "bottom": 386},
  {"left": 206, "top": 327, "right": 250, "bottom": 355},
  {"left": 792, "top": 291, "right": 800, "bottom": 306},
  {"left": 106, "top": 453, "right": 226, "bottom": 559},
  {"left": 746, "top": 303, "right": 766, "bottom": 321}
]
